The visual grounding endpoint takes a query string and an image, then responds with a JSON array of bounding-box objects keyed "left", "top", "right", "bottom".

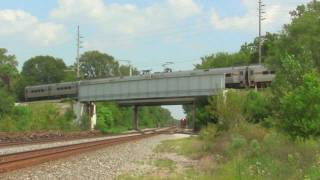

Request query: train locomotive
[{"left": 25, "top": 65, "right": 275, "bottom": 101}]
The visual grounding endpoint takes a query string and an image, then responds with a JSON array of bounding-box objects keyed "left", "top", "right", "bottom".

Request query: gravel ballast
[
  {"left": 0, "top": 133, "right": 142, "bottom": 155},
  {"left": 0, "top": 134, "right": 190, "bottom": 180}
]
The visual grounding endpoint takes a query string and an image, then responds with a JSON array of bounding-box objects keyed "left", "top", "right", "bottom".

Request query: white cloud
[
  {"left": 0, "top": 9, "right": 68, "bottom": 46},
  {"left": 51, "top": 0, "right": 202, "bottom": 37},
  {"left": 167, "top": 0, "right": 201, "bottom": 18},
  {"left": 210, "top": 0, "right": 310, "bottom": 32}
]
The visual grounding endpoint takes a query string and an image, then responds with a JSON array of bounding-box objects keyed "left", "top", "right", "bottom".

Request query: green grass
[
  {"left": 127, "top": 124, "right": 320, "bottom": 180},
  {"left": 154, "top": 137, "right": 205, "bottom": 158},
  {"left": 153, "top": 158, "right": 176, "bottom": 171}
]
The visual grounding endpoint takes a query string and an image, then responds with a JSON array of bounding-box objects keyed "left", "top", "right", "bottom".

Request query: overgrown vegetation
[
  {"left": 151, "top": 124, "right": 320, "bottom": 180},
  {"left": 0, "top": 103, "right": 79, "bottom": 132}
]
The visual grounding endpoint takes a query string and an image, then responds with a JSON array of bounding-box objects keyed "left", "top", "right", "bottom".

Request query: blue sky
[{"left": 0, "top": 0, "right": 310, "bottom": 119}]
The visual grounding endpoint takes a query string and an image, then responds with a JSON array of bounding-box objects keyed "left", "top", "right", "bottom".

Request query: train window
[
  {"left": 226, "top": 73, "right": 232, "bottom": 77},
  {"left": 270, "top": 71, "right": 275, "bottom": 74},
  {"left": 262, "top": 71, "right": 269, "bottom": 75},
  {"left": 240, "top": 71, "right": 244, "bottom": 75}
]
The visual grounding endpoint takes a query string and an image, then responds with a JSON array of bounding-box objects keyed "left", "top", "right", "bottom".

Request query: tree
[
  {"left": 207, "top": 90, "right": 246, "bottom": 131},
  {"left": 119, "top": 65, "right": 139, "bottom": 76},
  {"left": 195, "top": 32, "right": 278, "bottom": 70},
  {"left": 0, "top": 48, "right": 18, "bottom": 92},
  {"left": 79, "top": 51, "right": 120, "bottom": 79},
  {"left": 266, "top": 1, "right": 320, "bottom": 70},
  {"left": 244, "top": 91, "right": 270, "bottom": 123},
  {"left": 279, "top": 72, "right": 320, "bottom": 139},
  {"left": 196, "top": 52, "right": 251, "bottom": 69},
  {"left": 0, "top": 87, "right": 15, "bottom": 118},
  {"left": 63, "top": 65, "right": 77, "bottom": 82},
  {"left": 21, "top": 55, "right": 67, "bottom": 85}
]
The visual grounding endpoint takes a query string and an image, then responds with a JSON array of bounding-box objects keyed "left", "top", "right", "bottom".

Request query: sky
[{"left": 0, "top": 0, "right": 310, "bottom": 119}]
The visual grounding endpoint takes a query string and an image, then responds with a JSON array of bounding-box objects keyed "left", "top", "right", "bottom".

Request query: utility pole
[
  {"left": 76, "top": 25, "right": 83, "bottom": 79},
  {"left": 258, "top": 0, "right": 265, "bottom": 64}
]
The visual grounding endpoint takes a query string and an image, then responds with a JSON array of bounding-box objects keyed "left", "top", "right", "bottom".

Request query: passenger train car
[
  {"left": 25, "top": 65, "right": 275, "bottom": 101},
  {"left": 25, "top": 82, "right": 78, "bottom": 101}
]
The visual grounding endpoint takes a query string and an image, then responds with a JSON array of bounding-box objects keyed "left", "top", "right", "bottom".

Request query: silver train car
[
  {"left": 25, "top": 82, "right": 78, "bottom": 101},
  {"left": 211, "top": 65, "right": 275, "bottom": 88},
  {"left": 24, "top": 65, "right": 275, "bottom": 101}
]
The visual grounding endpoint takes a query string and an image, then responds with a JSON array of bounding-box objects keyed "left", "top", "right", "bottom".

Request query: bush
[
  {"left": 250, "top": 139, "right": 261, "bottom": 156},
  {"left": 279, "top": 72, "right": 320, "bottom": 139},
  {"left": 230, "top": 135, "right": 247, "bottom": 151},
  {"left": 199, "top": 124, "right": 218, "bottom": 151},
  {"left": 207, "top": 90, "right": 246, "bottom": 131},
  {"left": 244, "top": 91, "right": 270, "bottom": 123},
  {"left": 0, "top": 116, "right": 18, "bottom": 132},
  {"left": 80, "top": 114, "right": 90, "bottom": 130},
  {"left": 0, "top": 88, "right": 15, "bottom": 118},
  {"left": 96, "top": 106, "right": 114, "bottom": 133},
  {"left": 0, "top": 103, "right": 79, "bottom": 132}
]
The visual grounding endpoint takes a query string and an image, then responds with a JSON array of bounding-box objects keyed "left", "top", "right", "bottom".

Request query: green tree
[
  {"left": 21, "top": 55, "right": 67, "bottom": 85},
  {"left": 63, "top": 65, "right": 77, "bottom": 82},
  {"left": 0, "top": 48, "right": 18, "bottom": 92},
  {"left": 79, "top": 51, "right": 120, "bottom": 79},
  {"left": 207, "top": 90, "right": 246, "bottom": 131},
  {"left": 244, "top": 91, "right": 270, "bottom": 123},
  {"left": 279, "top": 72, "right": 320, "bottom": 139},
  {"left": 266, "top": 1, "right": 320, "bottom": 70},
  {"left": 0, "top": 87, "right": 15, "bottom": 118},
  {"left": 96, "top": 106, "right": 115, "bottom": 133},
  {"left": 196, "top": 51, "right": 251, "bottom": 69}
]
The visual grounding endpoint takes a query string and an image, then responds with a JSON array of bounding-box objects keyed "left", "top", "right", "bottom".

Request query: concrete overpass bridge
[{"left": 77, "top": 69, "right": 225, "bottom": 130}]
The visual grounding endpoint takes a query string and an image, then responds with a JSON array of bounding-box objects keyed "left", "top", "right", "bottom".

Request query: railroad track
[
  {"left": 0, "top": 129, "right": 160, "bottom": 148},
  {"left": 0, "top": 128, "right": 174, "bottom": 173}
]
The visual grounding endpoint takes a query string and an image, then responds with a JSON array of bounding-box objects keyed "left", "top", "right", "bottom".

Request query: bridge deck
[{"left": 78, "top": 69, "right": 225, "bottom": 103}]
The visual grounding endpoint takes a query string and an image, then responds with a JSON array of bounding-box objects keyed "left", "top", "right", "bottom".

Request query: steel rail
[
  {"left": 0, "top": 129, "right": 159, "bottom": 148},
  {"left": 0, "top": 128, "right": 174, "bottom": 173}
]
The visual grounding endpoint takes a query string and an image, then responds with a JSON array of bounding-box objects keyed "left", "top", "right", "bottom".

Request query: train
[
  {"left": 180, "top": 118, "right": 188, "bottom": 129},
  {"left": 24, "top": 65, "right": 275, "bottom": 101}
]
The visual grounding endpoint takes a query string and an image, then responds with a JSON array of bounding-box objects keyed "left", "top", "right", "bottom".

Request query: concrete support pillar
[
  {"left": 192, "top": 101, "right": 196, "bottom": 131},
  {"left": 133, "top": 105, "right": 139, "bottom": 130},
  {"left": 73, "top": 101, "right": 85, "bottom": 124},
  {"left": 73, "top": 101, "right": 96, "bottom": 130},
  {"left": 89, "top": 103, "right": 97, "bottom": 130}
]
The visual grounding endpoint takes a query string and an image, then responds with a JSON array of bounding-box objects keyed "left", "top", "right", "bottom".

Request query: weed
[{"left": 153, "top": 159, "right": 176, "bottom": 171}]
